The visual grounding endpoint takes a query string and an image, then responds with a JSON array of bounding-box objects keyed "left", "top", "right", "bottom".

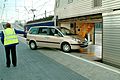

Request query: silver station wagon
[{"left": 26, "top": 26, "right": 88, "bottom": 52}]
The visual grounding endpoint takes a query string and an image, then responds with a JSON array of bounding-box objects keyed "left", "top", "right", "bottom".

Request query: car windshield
[{"left": 58, "top": 27, "right": 76, "bottom": 35}]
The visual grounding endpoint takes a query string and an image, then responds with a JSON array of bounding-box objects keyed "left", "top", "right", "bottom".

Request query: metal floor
[{"left": 70, "top": 33, "right": 102, "bottom": 61}]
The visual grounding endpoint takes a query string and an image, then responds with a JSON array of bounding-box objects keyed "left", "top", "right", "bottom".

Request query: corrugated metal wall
[
  {"left": 102, "top": 0, "right": 120, "bottom": 9},
  {"left": 103, "top": 11, "right": 120, "bottom": 68},
  {"left": 55, "top": 0, "right": 120, "bottom": 19},
  {"left": 55, "top": 0, "right": 102, "bottom": 19}
]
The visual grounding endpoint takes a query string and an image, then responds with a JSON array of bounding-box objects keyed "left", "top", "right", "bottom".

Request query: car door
[
  {"left": 45, "top": 28, "right": 63, "bottom": 48},
  {"left": 27, "top": 27, "right": 39, "bottom": 42},
  {"left": 35, "top": 27, "right": 50, "bottom": 47}
]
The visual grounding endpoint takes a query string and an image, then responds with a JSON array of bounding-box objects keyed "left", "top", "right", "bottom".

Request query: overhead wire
[
  {"left": 35, "top": 0, "right": 51, "bottom": 16},
  {"left": 8, "top": 0, "right": 54, "bottom": 21},
  {"left": 26, "top": 0, "right": 49, "bottom": 20},
  {"left": 37, "top": 0, "right": 50, "bottom": 10},
  {"left": 33, "top": 0, "right": 45, "bottom": 9},
  {"left": 34, "top": 0, "right": 42, "bottom": 5},
  {"left": 35, "top": 10, "right": 54, "bottom": 20},
  {"left": 35, "top": 0, "right": 54, "bottom": 18},
  {"left": 0, "top": 0, "right": 6, "bottom": 20}
]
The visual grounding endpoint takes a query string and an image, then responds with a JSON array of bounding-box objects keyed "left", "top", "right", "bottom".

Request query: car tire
[
  {"left": 61, "top": 43, "right": 71, "bottom": 53},
  {"left": 29, "top": 41, "right": 37, "bottom": 50}
]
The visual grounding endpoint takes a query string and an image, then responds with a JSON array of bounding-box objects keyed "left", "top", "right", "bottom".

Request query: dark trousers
[{"left": 5, "top": 46, "right": 17, "bottom": 66}]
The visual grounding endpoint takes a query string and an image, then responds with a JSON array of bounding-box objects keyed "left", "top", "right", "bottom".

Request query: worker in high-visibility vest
[{"left": 0, "top": 23, "right": 26, "bottom": 68}]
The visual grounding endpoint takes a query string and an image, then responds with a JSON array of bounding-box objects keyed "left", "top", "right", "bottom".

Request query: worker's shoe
[
  {"left": 6, "top": 65, "right": 10, "bottom": 68},
  {"left": 13, "top": 65, "right": 16, "bottom": 67}
]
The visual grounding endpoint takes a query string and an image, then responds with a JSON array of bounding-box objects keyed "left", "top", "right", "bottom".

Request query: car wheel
[
  {"left": 61, "top": 43, "right": 71, "bottom": 52},
  {"left": 29, "top": 41, "right": 37, "bottom": 50}
]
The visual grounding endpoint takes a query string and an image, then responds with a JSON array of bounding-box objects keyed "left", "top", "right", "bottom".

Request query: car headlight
[
  {"left": 72, "top": 38, "right": 81, "bottom": 42},
  {"left": 85, "top": 38, "right": 88, "bottom": 42}
]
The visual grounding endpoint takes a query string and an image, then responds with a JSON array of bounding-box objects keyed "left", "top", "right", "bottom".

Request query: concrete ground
[
  {"left": 0, "top": 37, "right": 120, "bottom": 80},
  {"left": 0, "top": 39, "right": 88, "bottom": 80}
]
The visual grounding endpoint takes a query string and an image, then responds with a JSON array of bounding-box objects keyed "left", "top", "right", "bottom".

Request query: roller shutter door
[{"left": 102, "top": 11, "right": 120, "bottom": 68}]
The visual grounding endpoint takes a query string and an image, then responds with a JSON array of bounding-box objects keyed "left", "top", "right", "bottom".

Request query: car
[{"left": 26, "top": 26, "right": 88, "bottom": 52}]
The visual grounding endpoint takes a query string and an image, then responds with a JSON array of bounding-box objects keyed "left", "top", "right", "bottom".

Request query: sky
[{"left": 0, "top": 0, "right": 55, "bottom": 23}]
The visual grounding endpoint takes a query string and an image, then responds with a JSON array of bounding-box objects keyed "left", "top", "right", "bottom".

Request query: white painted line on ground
[
  {"left": 61, "top": 52, "right": 120, "bottom": 74},
  {"left": 18, "top": 36, "right": 120, "bottom": 74},
  {"left": 18, "top": 36, "right": 27, "bottom": 44},
  {"left": 19, "top": 36, "right": 26, "bottom": 40}
]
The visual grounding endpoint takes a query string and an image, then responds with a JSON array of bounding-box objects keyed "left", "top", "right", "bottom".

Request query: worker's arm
[
  {"left": 15, "top": 29, "right": 26, "bottom": 34},
  {"left": 0, "top": 32, "right": 2, "bottom": 37}
]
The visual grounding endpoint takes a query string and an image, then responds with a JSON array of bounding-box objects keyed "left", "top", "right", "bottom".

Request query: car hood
[{"left": 65, "top": 34, "right": 86, "bottom": 42}]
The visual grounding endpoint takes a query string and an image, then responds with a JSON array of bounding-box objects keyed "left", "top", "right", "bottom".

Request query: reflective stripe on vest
[{"left": 3, "top": 28, "right": 18, "bottom": 46}]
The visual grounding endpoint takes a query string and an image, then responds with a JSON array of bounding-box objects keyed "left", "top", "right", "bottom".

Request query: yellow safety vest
[{"left": 3, "top": 28, "right": 18, "bottom": 46}]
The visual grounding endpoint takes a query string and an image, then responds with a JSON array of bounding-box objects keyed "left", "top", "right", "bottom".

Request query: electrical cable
[
  {"left": 35, "top": 0, "right": 54, "bottom": 18},
  {"left": 35, "top": 0, "right": 51, "bottom": 15},
  {"left": 33, "top": 0, "right": 42, "bottom": 6},
  {"left": 35, "top": 10, "right": 54, "bottom": 18},
  {"left": 0, "top": 0, "right": 6, "bottom": 20}
]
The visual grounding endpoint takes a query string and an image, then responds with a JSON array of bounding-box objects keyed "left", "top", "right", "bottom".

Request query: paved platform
[
  {"left": 0, "top": 41, "right": 88, "bottom": 80},
  {"left": 0, "top": 37, "right": 120, "bottom": 80},
  {"left": 39, "top": 48, "right": 120, "bottom": 80}
]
